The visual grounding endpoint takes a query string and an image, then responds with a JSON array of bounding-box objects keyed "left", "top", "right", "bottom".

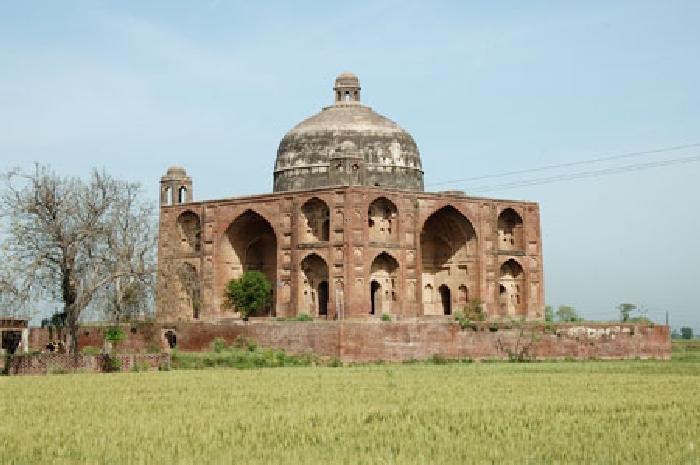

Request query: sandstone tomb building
[{"left": 157, "top": 72, "right": 544, "bottom": 321}]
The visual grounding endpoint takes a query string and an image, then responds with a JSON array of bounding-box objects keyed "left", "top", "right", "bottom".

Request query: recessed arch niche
[
  {"left": 420, "top": 206, "right": 478, "bottom": 315},
  {"left": 499, "top": 258, "right": 525, "bottom": 317},
  {"left": 300, "top": 198, "right": 330, "bottom": 243},
  {"left": 220, "top": 210, "right": 277, "bottom": 316},
  {"left": 177, "top": 211, "right": 201, "bottom": 253},
  {"left": 497, "top": 208, "right": 524, "bottom": 251},
  {"left": 298, "top": 253, "right": 329, "bottom": 317},
  {"left": 177, "top": 262, "right": 201, "bottom": 319},
  {"left": 368, "top": 197, "right": 398, "bottom": 243},
  {"left": 369, "top": 252, "right": 399, "bottom": 316}
]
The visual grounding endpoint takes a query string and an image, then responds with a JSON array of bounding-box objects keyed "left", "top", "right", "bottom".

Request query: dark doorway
[
  {"left": 439, "top": 285, "right": 451, "bottom": 315},
  {"left": 318, "top": 281, "right": 328, "bottom": 316},
  {"left": 370, "top": 280, "right": 381, "bottom": 315},
  {"left": 165, "top": 331, "right": 177, "bottom": 349},
  {"left": 1, "top": 331, "right": 21, "bottom": 354}
]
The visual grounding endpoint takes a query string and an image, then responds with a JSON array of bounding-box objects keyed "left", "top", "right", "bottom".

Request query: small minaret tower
[
  {"left": 160, "top": 165, "right": 192, "bottom": 206},
  {"left": 333, "top": 71, "right": 361, "bottom": 103}
]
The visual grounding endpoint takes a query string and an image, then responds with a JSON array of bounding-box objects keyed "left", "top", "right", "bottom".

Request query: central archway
[
  {"left": 420, "top": 206, "right": 478, "bottom": 315},
  {"left": 220, "top": 210, "right": 277, "bottom": 316}
]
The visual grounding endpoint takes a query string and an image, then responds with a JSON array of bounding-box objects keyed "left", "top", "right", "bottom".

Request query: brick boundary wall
[
  {"left": 3, "top": 353, "right": 171, "bottom": 375},
  {"left": 25, "top": 321, "right": 670, "bottom": 364}
]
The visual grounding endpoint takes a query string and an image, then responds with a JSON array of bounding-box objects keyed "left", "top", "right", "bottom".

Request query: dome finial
[{"left": 334, "top": 72, "right": 360, "bottom": 104}]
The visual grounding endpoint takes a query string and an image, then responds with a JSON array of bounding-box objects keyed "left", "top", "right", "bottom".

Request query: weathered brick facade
[{"left": 159, "top": 187, "right": 544, "bottom": 321}]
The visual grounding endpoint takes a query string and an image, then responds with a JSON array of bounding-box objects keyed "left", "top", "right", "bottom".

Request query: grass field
[{"left": 3, "top": 355, "right": 700, "bottom": 463}]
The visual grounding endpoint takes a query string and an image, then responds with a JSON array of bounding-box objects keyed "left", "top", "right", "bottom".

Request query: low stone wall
[
  {"left": 4, "top": 353, "right": 170, "bottom": 375},
  {"left": 25, "top": 321, "right": 670, "bottom": 364}
]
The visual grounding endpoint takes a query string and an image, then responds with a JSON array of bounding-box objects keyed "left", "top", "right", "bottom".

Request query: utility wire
[
  {"left": 469, "top": 155, "right": 700, "bottom": 193},
  {"left": 427, "top": 142, "right": 700, "bottom": 188}
]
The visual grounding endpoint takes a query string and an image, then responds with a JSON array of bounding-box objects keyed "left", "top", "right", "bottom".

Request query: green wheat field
[{"left": 2, "top": 351, "right": 700, "bottom": 463}]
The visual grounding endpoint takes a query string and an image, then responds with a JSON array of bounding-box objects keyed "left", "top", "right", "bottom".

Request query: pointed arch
[
  {"left": 498, "top": 208, "right": 524, "bottom": 251},
  {"left": 499, "top": 258, "right": 525, "bottom": 317},
  {"left": 420, "top": 206, "right": 478, "bottom": 315},
  {"left": 220, "top": 210, "right": 278, "bottom": 316},
  {"left": 370, "top": 252, "right": 399, "bottom": 316},
  {"left": 300, "top": 198, "right": 330, "bottom": 242},
  {"left": 368, "top": 197, "right": 398, "bottom": 243},
  {"left": 299, "top": 253, "right": 329, "bottom": 317},
  {"left": 177, "top": 210, "right": 201, "bottom": 253}
]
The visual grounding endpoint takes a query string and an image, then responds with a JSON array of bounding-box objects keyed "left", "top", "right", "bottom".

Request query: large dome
[{"left": 273, "top": 73, "right": 424, "bottom": 192}]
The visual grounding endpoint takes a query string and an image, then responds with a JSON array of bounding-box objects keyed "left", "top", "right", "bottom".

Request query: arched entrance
[
  {"left": 439, "top": 285, "right": 451, "bottom": 315},
  {"left": 499, "top": 259, "right": 525, "bottom": 317},
  {"left": 420, "top": 206, "right": 478, "bottom": 315},
  {"left": 299, "top": 253, "right": 329, "bottom": 317},
  {"left": 370, "top": 253, "right": 399, "bottom": 316},
  {"left": 220, "top": 210, "right": 277, "bottom": 316}
]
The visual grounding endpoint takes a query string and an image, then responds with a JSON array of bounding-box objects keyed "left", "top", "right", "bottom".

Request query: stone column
[{"left": 21, "top": 328, "right": 29, "bottom": 353}]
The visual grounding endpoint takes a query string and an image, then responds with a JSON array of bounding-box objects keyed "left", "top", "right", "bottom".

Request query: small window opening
[
  {"left": 345, "top": 91, "right": 350, "bottom": 101},
  {"left": 165, "top": 331, "right": 177, "bottom": 349}
]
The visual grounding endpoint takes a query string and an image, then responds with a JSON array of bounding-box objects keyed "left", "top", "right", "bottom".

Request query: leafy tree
[
  {"left": 0, "top": 164, "right": 156, "bottom": 355},
  {"left": 544, "top": 305, "right": 554, "bottom": 322},
  {"left": 555, "top": 305, "right": 581, "bottom": 322},
  {"left": 681, "top": 327, "right": 694, "bottom": 340},
  {"left": 617, "top": 303, "right": 636, "bottom": 322},
  {"left": 222, "top": 271, "right": 272, "bottom": 321},
  {"left": 104, "top": 326, "right": 127, "bottom": 353}
]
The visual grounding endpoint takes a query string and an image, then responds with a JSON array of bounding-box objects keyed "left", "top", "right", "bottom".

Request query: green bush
[
  {"left": 212, "top": 337, "right": 227, "bottom": 353},
  {"left": 104, "top": 327, "right": 127, "bottom": 344},
  {"left": 295, "top": 314, "right": 313, "bottom": 322},
  {"left": 380, "top": 313, "right": 391, "bottom": 322}
]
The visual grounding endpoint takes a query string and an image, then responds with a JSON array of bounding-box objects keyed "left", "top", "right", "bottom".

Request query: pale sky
[{"left": 1, "top": 1, "right": 698, "bottom": 331}]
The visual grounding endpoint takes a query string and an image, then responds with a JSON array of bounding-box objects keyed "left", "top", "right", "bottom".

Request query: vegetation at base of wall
[
  {"left": 3, "top": 362, "right": 700, "bottom": 463},
  {"left": 170, "top": 347, "right": 319, "bottom": 370},
  {"left": 107, "top": 357, "right": 122, "bottom": 372},
  {"left": 273, "top": 314, "right": 314, "bottom": 322},
  {"left": 170, "top": 337, "right": 326, "bottom": 370},
  {"left": 380, "top": 313, "right": 391, "bottom": 322},
  {"left": 81, "top": 346, "right": 102, "bottom": 355}
]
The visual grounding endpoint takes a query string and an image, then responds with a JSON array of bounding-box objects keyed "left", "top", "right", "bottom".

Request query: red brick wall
[
  {"left": 27, "top": 321, "right": 670, "bottom": 362},
  {"left": 4, "top": 353, "right": 170, "bottom": 375}
]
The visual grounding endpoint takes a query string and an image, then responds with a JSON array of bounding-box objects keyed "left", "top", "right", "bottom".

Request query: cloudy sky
[{"left": 1, "top": 1, "right": 698, "bottom": 331}]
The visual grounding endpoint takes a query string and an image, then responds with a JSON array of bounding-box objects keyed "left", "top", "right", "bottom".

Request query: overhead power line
[
  {"left": 469, "top": 155, "right": 700, "bottom": 193},
  {"left": 428, "top": 142, "right": 700, "bottom": 188}
]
